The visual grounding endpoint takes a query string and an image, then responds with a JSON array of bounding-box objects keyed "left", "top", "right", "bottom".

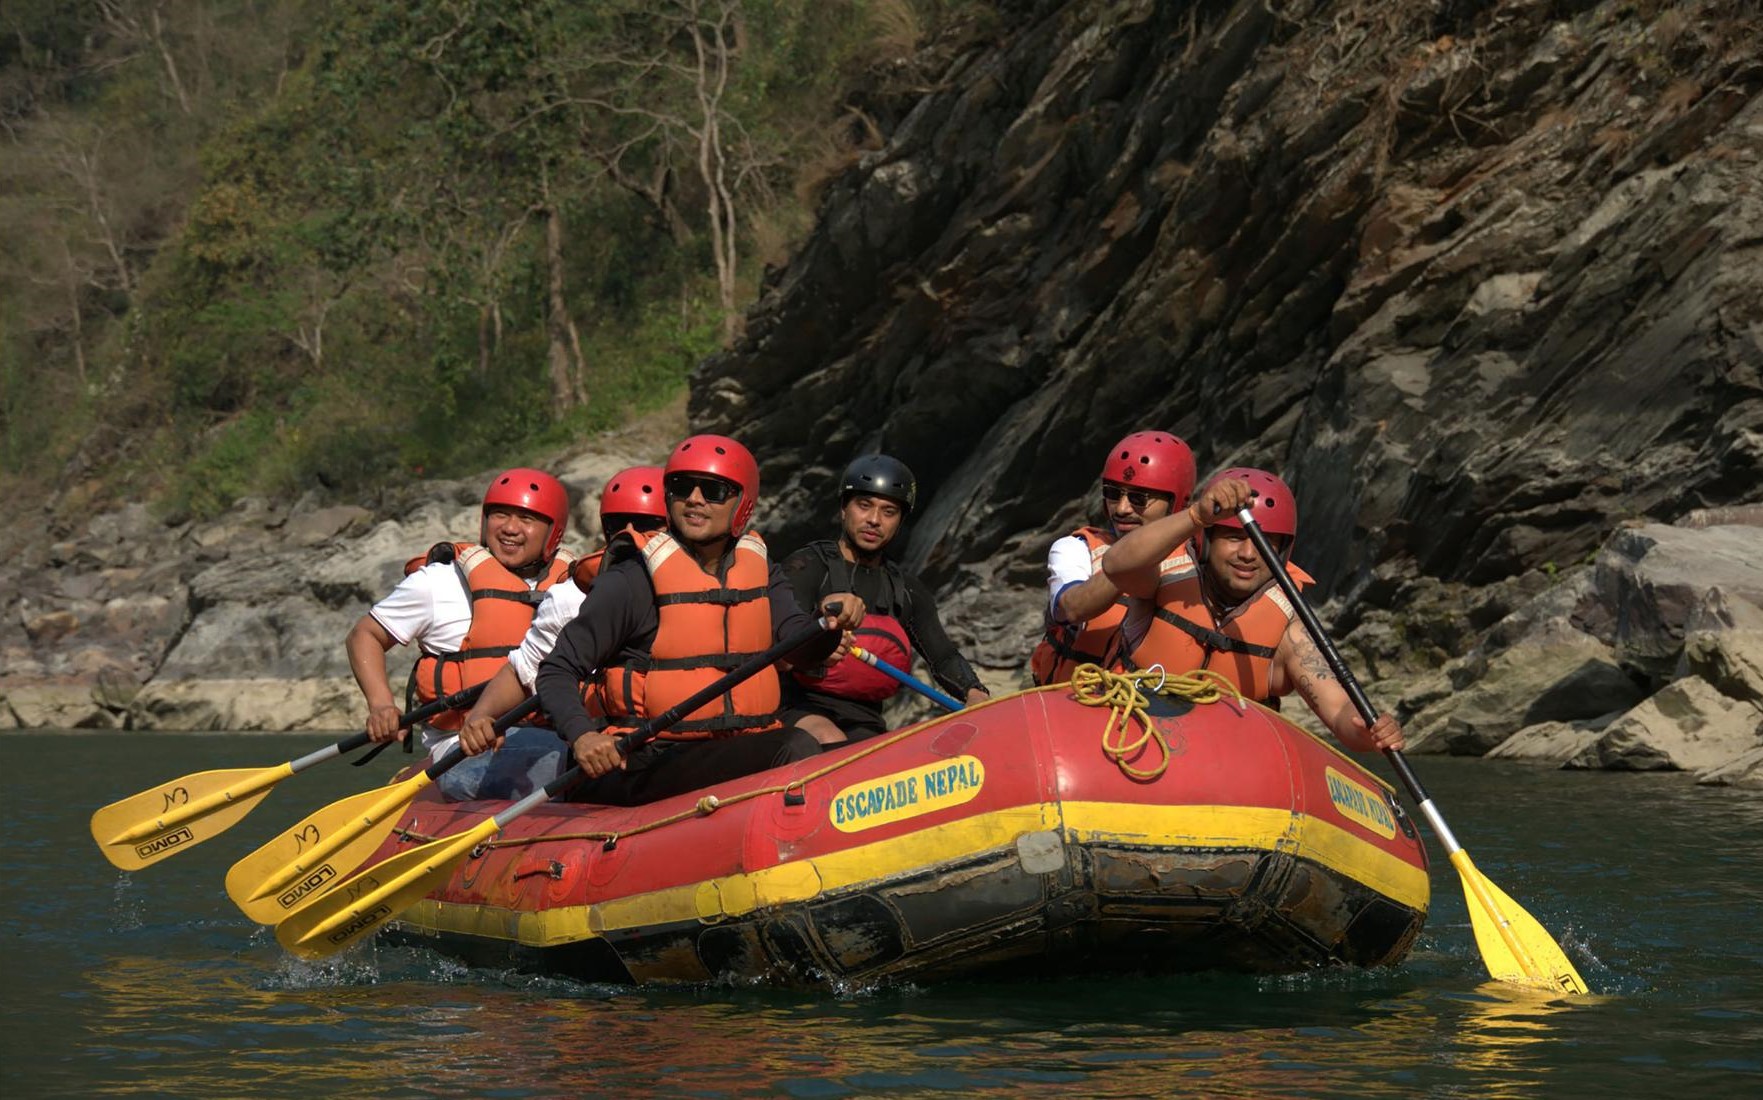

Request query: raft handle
[
  {"left": 783, "top": 786, "right": 806, "bottom": 807},
  {"left": 513, "top": 858, "right": 565, "bottom": 881}
]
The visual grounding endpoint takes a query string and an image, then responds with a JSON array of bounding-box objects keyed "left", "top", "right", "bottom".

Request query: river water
[{"left": 5, "top": 731, "right": 1760, "bottom": 1097}]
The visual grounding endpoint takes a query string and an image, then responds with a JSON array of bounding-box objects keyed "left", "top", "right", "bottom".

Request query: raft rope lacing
[
  {"left": 1067, "top": 662, "right": 1244, "bottom": 781},
  {"left": 394, "top": 718, "right": 937, "bottom": 852},
  {"left": 394, "top": 667, "right": 1244, "bottom": 853}
]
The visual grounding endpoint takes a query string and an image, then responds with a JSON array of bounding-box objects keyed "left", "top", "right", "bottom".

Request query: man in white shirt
[
  {"left": 1030, "top": 431, "right": 1196, "bottom": 685},
  {"left": 344, "top": 467, "right": 576, "bottom": 800}
]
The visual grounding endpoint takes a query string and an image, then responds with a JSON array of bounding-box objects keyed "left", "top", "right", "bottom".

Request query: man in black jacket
[
  {"left": 782, "top": 454, "right": 990, "bottom": 746},
  {"left": 537, "top": 434, "right": 864, "bottom": 804}
]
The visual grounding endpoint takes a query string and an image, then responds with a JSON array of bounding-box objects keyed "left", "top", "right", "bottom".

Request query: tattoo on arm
[
  {"left": 1287, "top": 627, "right": 1337, "bottom": 706},
  {"left": 1293, "top": 631, "right": 1333, "bottom": 680}
]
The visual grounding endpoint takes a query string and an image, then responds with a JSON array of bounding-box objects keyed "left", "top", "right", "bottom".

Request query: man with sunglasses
[
  {"left": 1103, "top": 468, "right": 1405, "bottom": 753},
  {"left": 780, "top": 454, "right": 991, "bottom": 746},
  {"left": 1031, "top": 431, "right": 1197, "bottom": 685},
  {"left": 536, "top": 435, "right": 866, "bottom": 805},
  {"left": 456, "top": 465, "right": 668, "bottom": 766}
]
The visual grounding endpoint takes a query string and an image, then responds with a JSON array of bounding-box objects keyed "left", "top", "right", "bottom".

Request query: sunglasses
[
  {"left": 605, "top": 513, "right": 667, "bottom": 534},
  {"left": 664, "top": 472, "right": 740, "bottom": 504},
  {"left": 1101, "top": 485, "right": 1169, "bottom": 509}
]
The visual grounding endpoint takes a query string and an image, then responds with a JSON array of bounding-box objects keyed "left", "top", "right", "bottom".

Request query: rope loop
[{"left": 1068, "top": 663, "right": 1245, "bottom": 781}]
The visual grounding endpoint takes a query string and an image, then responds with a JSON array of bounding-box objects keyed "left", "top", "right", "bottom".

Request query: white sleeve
[
  {"left": 507, "top": 582, "right": 586, "bottom": 688},
  {"left": 1046, "top": 535, "right": 1097, "bottom": 624},
  {"left": 368, "top": 565, "right": 443, "bottom": 647}
]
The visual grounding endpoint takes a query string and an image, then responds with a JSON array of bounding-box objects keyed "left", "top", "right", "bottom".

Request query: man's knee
[{"left": 773, "top": 726, "right": 822, "bottom": 765}]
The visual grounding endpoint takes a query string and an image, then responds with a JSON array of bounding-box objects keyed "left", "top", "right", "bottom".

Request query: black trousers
[
  {"left": 566, "top": 726, "right": 820, "bottom": 806},
  {"left": 779, "top": 689, "right": 889, "bottom": 743}
]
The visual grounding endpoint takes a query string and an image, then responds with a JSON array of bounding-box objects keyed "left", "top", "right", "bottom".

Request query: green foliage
[{"left": 2, "top": 0, "right": 963, "bottom": 518}]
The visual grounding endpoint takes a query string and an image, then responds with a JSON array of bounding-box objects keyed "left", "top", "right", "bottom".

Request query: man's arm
[
  {"left": 768, "top": 563, "right": 858, "bottom": 667},
  {"left": 457, "top": 663, "right": 531, "bottom": 755},
  {"left": 535, "top": 563, "right": 648, "bottom": 746},
  {"left": 1048, "top": 535, "right": 1119, "bottom": 624},
  {"left": 1278, "top": 622, "right": 1405, "bottom": 753},
  {"left": 1103, "top": 514, "right": 1197, "bottom": 598},
  {"left": 782, "top": 545, "right": 832, "bottom": 615},
  {"left": 1104, "top": 477, "right": 1257, "bottom": 596},
  {"left": 345, "top": 614, "right": 404, "bottom": 743},
  {"left": 901, "top": 572, "right": 988, "bottom": 703}
]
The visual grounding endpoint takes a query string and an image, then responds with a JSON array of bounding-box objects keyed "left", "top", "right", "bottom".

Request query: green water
[{"left": 5, "top": 732, "right": 1760, "bottom": 1098}]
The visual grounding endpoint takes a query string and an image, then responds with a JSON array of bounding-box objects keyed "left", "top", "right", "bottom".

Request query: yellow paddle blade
[
  {"left": 225, "top": 773, "right": 434, "bottom": 925},
  {"left": 274, "top": 816, "right": 499, "bottom": 960},
  {"left": 1450, "top": 850, "right": 1589, "bottom": 995},
  {"left": 90, "top": 764, "right": 296, "bottom": 870}
]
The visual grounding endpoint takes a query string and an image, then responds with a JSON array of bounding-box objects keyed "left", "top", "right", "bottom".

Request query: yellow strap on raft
[{"left": 1068, "top": 663, "right": 1244, "bottom": 781}]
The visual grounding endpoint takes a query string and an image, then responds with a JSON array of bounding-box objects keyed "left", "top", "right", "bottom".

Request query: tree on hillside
[
  {"left": 556, "top": 0, "right": 795, "bottom": 342},
  {"left": 0, "top": 0, "right": 302, "bottom": 483}
]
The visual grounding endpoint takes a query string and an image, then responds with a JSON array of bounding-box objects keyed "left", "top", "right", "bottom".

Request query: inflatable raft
[{"left": 375, "top": 684, "right": 1430, "bottom": 986}]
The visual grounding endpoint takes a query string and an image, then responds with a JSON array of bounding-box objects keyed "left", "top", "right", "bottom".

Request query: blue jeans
[{"left": 435, "top": 725, "right": 570, "bottom": 802}]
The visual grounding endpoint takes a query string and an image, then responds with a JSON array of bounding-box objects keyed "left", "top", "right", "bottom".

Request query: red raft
[{"left": 376, "top": 685, "right": 1430, "bottom": 986}]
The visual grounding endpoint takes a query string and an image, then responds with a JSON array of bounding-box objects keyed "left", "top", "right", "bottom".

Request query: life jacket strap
[
  {"left": 1153, "top": 607, "right": 1278, "bottom": 659},
  {"left": 654, "top": 586, "right": 768, "bottom": 607}
]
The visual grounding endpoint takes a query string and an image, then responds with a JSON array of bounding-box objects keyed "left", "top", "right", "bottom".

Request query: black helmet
[{"left": 840, "top": 454, "right": 917, "bottom": 514}]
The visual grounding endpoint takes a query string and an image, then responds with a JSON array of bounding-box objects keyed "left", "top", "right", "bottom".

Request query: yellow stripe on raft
[
  {"left": 397, "top": 800, "right": 1428, "bottom": 948},
  {"left": 1060, "top": 801, "right": 1429, "bottom": 912}
]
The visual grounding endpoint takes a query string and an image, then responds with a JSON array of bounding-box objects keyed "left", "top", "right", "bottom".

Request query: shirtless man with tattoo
[{"left": 1100, "top": 468, "right": 1405, "bottom": 754}]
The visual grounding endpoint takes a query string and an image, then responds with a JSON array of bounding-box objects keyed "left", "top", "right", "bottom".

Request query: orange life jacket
[
  {"left": 409, "top": 542, "right": 576, "bottom": 730},
  {"left": 596, "top": 529, "right": 783, "bottom": 741},
  {"left": 1127, "top": 545, "right": 1313, "bottom": 702},
  {"left": 574, "top": 547, "right": 606, "bottom": 591},
  {"left": 1031, "top": 527, "right": 1128, "bottom": 685}
]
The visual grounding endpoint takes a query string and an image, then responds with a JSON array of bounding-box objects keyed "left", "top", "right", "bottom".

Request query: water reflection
[
  {"left": 74, "top": 948, "right": 1487, "bottom": 1098},
  {"left": 1437, "top": 982, "right": 1604, "bottom": 1098}
]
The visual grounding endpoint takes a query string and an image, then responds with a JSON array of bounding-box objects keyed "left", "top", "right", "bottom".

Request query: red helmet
[
  {"left": 1102, "top": 431, "right": 1196, "bottom": 508},
  {"left": 1200, "top": 466, "right": 1297, "bottom": 560},
  {"left": 483, "top": 467, "right": 569, "bottom": 561},
  {"left": 599, "top": 465, "right": 666, "bottom": 533},
  {"left": 666, "top": 434, "right": 760, "bottom": 536}
]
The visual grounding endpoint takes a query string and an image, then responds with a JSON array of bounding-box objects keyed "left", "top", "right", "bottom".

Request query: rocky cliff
[
  {"left": 6, "top": 0, "right": 1761, "bottom": 783},
  {"left": 705, "top": 0, "right": 1761, "bottom": 594},
  {"left": 690, "top": 0, "right": 1763, "bottom": 776}
]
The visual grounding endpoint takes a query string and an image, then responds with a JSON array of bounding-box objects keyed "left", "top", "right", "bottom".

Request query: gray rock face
[
  {"left": 1681, "top": 591, "right": 1763, "bottom": 703},
  {"left": 1565, "top": 676, "right": 1763, "bottom": 772},
  {"left": 697, "top": 0, "right": 1763, "bottom": 608},
  {"left": 1404, "top": 630, "right": 1644, "bottom": 755},
  {"left": 2, "top": 438, "right": 657, "bottom": 730},
  {"left": 1589, "top": 524, "right": 1763, "bottom": 684}
]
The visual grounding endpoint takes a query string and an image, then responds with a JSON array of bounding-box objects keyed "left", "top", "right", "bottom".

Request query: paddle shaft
[
  {"left": 848, "top": 646, "right": 962, "bottom": 712},
  {"left": 1233, "top": 512, "right": 1460, "bottom": 851},
  {"left": 292, "top": 681, "right": 490, "bottom": 774}
]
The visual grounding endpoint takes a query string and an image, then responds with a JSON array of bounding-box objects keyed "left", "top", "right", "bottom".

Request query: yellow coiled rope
[{"left": 1068, "top": 662, "right": 1245, "bottom": 781}]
